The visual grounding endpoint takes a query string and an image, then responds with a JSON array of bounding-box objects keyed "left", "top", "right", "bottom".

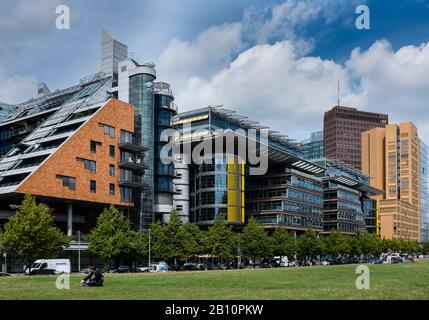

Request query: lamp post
[
  {"left": 148, "top": 228, "right": 151, "bottom": 272},
  {"left": 77, "top": 231, "right": 81, "bottom": 272}
]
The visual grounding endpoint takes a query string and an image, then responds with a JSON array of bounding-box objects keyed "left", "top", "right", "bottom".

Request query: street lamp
[
  {"left": 148, "top": 228, "right": 151, "bottom": 271},
  {"left": 77, "top": 231, "right": 81, "bottom": 272}
]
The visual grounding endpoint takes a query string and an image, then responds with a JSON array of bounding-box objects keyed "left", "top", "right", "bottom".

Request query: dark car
[
  {"left": 116, "top": 265, "right": 131, "bottom": 273},
  {"left": 30, "top": 268, "right": 56, "bottom": 275},
  {"left": 108, "top": 265, "right": 131, "bottom": 273},
  {"left": 0, "top": 272, "right": 12, "bottom": 276}
]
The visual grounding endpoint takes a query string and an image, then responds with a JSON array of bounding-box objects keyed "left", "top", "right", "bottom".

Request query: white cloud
[
  {"left": 157, "top": 0, "right": 360, "bottom": 97},
  {"left": 157, "top": 22, "right": 243, "bottom": 90},
  {"left": 175, "top": 41, "right": 349, "bottom": 140},
  {"left": 0, "top": 0, "right": 62, "bottom": 40},
  {"left": 0, "top": 68, "right": 37, "bottom": 104},
  {"left": 172, "top": 38, "right": 429, "bottom": 141}
]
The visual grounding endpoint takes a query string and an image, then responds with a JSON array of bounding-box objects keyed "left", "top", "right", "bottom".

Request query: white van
[
  {"left": 274, "top": 256, "right": 289, "bottom": 267},
  {"left": 25, "top": 259, "right": 71, "bottom": 275},
  {"left": 150, "top": 262, "right": 169, "bottom": 273}
]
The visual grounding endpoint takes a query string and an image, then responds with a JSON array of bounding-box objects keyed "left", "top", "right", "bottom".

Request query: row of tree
[
  {"left": 1, "top": 195, "right": 429, "bottom": 269},
  {"left": 89, "top": 205, "right": 427, "bottom": 266}
]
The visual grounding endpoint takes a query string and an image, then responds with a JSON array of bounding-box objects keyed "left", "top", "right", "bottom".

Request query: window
[
  {"left": 120, "top": 187, "right": 133, "bottom": 202},
  {"left": 120, "top": 130, "right": 133, "bottom": 144},
  {"left": 90, "top": 140, "right": 102, "bottom": 153},
  {"left": 109, "top": 165, "right": 115, "bottom": 177},
  {"left": 99, "top": 123, "right": 115, "bottom": 138},
  {"left": 109, "top": 184, "right": 115, "bottom": 196},
  {"left": 110, "top": 145, "right": 115, "bottom": 158},
  {"left": 56, "top": 175, "right": 76, "bottom": 190},
  {"left": 90, "top": 180, "right": 96, "bottom": 193},
  {"left": 76, "top": 158, "right": 96, "bottom": 173}
]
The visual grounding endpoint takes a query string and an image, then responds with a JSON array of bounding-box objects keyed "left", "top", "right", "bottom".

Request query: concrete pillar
[{"left": 67, "top": 204, "right": 73, "bottom": 237}]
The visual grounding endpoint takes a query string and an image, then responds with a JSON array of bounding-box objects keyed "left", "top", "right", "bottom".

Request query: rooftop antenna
[{"left": 337, "top": 80, "right": 340, "bottom": 106}]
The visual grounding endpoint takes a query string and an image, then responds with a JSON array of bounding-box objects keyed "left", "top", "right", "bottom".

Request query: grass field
[{"left": 1, "top": 261, "right": 428, "bottom": 300}]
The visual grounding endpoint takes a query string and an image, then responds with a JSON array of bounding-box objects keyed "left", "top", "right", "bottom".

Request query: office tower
[
  {"left": 101, "top": 29, "right": 128, "bottom": 79},
  {"left": 314, "top": 159, "right": 381, "bottom": 234},
  {"left": 301, "top": 131, "right": 324, "bottom": 160},
  {"left": 362, "top": 122, "right": 421, "bottom": 241},
  {"left": 420, "top": 141, "right": 429, "bottom": 242},
  {"left": 324, "top": 106, "right": 388, "bottom": 170}
]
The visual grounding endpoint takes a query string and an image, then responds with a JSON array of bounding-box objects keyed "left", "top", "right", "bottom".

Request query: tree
[
  {"left": 240, "top": 217, "right": 270, "bottom": 267},
  {"left": 296, "top": 228, "right": 323, "bottom": 261},
  {"left": 323, "top": 230, "right": 352, "bottom": 258},
  {"left": 270, "top": 227, "right": 296, "bottom": 262},
  {"left": 206, "top": 214, "right": 236, "bottom": 265},
  {"left": 88, "top": 205, "right": 146, "bottom": 266},
  {"left": 182, "top": 223, "right": 206, "bottom": 260},
  {"left": 0, "top": 194, "right": 69, "bottom": 272},
  {"left": 422, "top": 241, "right": 429, "bottom": 255},
  {"left": 150, "top": 210, "right": 186, "bottom": 263},
  {"left": 358, "top": 233, "right": 380, "bottom": 260}
]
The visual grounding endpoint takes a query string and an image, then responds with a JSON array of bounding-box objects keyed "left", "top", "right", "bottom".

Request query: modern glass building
[
  {"left": 314, "top": 159, "right": 381, "bottom": 235},
  {"left": 246, "top": 167, "right": 324, "bottom": 233},
  {"left": 301, "top": 131, "right": 324, "bottom": 160},
  {"left": 154, "top": 82, "right": 178, "bottom": 222},
  {"left": 420, "top": 140, "right": 429, "bottom": 243},
  {"left": 190, "top": 154, "right": 245, "bottom": 227},
  {"left": 172, "top": 106, "right": 327, "bottom": 231}
]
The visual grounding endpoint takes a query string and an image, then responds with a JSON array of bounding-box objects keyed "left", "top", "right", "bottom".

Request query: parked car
[
  {"left": 25, "top": 259, "right": 70, "bottom": 275},
  {"left": 29, "top": 268, "right": 57, "bottom": 275},
  {"left": 136, "top": 266, "right": 150, "bottom": 272},
  {"left": 321, "top": 260, "right": 331, "bottom": 266}
]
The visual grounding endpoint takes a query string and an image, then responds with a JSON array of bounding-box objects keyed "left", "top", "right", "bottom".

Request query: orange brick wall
[{"left": 17, "top": 99, "right": 135, "bottom": 207}]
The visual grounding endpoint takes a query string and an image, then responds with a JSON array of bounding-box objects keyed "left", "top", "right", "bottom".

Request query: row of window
[
  {"left": 56, "top": 175, "right": 133, "bottom": 202},
  {"left": 89, "top": 140, "right": 116, "bottom": 158}
]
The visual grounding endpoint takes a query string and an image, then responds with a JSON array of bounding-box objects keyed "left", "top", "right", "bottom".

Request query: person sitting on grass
[{"left": 81, "top": 266, "right": 104, "bottom": 287}]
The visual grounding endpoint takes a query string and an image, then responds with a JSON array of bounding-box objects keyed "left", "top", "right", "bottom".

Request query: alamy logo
[
  {"left": 56, "top": 274, "right": 70, "bottom": 290},
  {"left": 356, "top": 5, "right": 370, "bottom": 30},
  {"left": 56, "top": 5, "right": 71, "bottom": 30},
  {"left": 355, "top": 265, "right": 370, "bottom": 290},
  {"left": 159, "top": 124, "right": 269, "bottom": 176}
]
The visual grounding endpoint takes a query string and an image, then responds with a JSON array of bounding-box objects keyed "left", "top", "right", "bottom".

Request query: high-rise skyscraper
[
  {"left": 362, "top": 122, "right": 421, "bottom": 241},
  {"left": 301, "top": 131, "right": 324, "bottom": 160},
  {"left": 324, "top": 106, "right": 388, "bottom": 170},
  {"left": 101, "top": 29, "right": 128, "bottom": 80}
]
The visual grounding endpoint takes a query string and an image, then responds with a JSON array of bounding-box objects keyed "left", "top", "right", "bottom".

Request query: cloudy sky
[{"left": 1, "top": 0, "right": 429, "bottom": 141}]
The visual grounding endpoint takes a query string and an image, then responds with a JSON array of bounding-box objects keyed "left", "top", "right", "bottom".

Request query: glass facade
[
  {"left": 129, "top": 73, "right": 155, "bottom": 229},
  {"left": 323, "top": 181, "right": 366, "bottom": 234},
  {"left": 362, "top": 198, "right": 377, "bottom": 234},
  {"left": 301, "top": 131, "right": 324, "bottom": 160},
  {"left": 190, "top": 154, "right": 244, "bottom": 226},
  {"left": 246, "top": 167, "right": 324, "bottom": 231}
]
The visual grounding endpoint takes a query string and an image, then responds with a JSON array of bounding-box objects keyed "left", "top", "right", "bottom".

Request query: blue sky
[{"left": 1, "top": 0, "right": 429, "bottom": 140}]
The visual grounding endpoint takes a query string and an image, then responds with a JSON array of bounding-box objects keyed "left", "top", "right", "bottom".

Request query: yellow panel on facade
[{"left": 227, "top": 156, "right": 243, "bottom": 224}]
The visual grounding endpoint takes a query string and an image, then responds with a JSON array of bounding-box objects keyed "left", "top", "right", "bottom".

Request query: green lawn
[{"left": 1, "top": 261, "right": 429, "bottom": 300}]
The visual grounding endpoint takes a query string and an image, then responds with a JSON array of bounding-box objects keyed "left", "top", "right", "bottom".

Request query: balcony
[
  {"left": 118, "top": 138, "right": 148, "bottom": 153},
  {"left": 119, "top": 156, "right": 147, "bottom": 172},
  {"left": 119, "top": 175, "right": 146, "bottom": 189}
]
